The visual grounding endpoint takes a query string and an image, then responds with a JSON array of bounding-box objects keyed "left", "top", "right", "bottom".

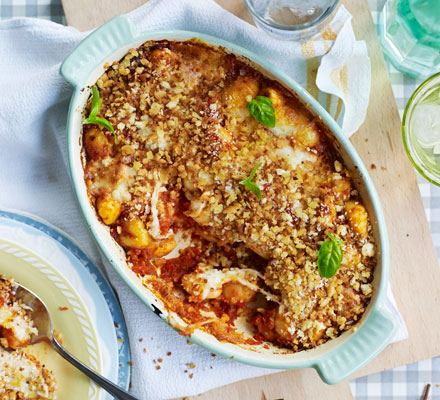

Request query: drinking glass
[
  {"left": 403, "top": 72, "right": 440, "bottom": 185},
  {"left": 379, "top": 0, "right": 440, "bottom": 79},
  {"left": 244, "top": 0, "right": 340, "bottom": 40}
]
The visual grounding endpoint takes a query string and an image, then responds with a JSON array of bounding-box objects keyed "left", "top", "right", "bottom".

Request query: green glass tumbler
[
  {"left": 403, "top": 72, "right": 440, "bottom": 185},
  {"left": 379, "top": 0, "right": 440, "bottom": 79}
]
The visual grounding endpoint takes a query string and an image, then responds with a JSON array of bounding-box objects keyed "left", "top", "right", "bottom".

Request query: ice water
[
  {"left": 379, "top": 0, "right": 440, "bottom": 78},
  {"left": 411, "top": 88, "right": 440, "bottom": 165},
  {"left": 403, "top": 74, "right": 440, "bottom": 185}
]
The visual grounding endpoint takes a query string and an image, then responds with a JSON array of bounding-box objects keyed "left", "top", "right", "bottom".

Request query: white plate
[{"left": 0, "top": 208, "right": 131, "bottom": 399}]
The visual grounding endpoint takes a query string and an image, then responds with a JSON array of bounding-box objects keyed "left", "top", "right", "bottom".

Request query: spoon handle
[{"left": 52, "top": 335, "right": 137, "bottom": 400}]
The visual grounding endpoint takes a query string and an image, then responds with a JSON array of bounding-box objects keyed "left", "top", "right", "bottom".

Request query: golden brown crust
[{"left": 83, "top": 39, "right": 376, "bottom": 351}]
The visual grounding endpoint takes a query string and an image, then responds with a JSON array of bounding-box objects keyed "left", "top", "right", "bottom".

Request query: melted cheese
[
  {"left": 112, "top": 181, "right": 130, "bottom": 203},
  {"left": 90, "top": 177, "right": 112, "bottom": 192},
  {"left": 197, "top": 268, "right": 279, "bottom": 303},
  {"left": 0, "top": 303, "right": 37, "bottom": 344},
  {"left": 112, "top": 166, "right": 136, "bottom": 202},
  {"left": 274, "top": 147, "right": 317, "bottom": 171},
  {"left": 149, "top": 181, "right": 167, "bottom": 240},
  {"left": 162, "top": 231, "right": 193, "bottom": 260},
  {"left": 0, "top": 348, "right": 54, "bottom": 398},
  {"left": 270, "top": 124, "right": 298, "bottom": 137}
]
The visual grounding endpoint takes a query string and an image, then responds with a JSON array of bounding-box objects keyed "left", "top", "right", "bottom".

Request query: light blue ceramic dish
[{"left": 60, "top": 15, "right": 397, "bottom": 385}]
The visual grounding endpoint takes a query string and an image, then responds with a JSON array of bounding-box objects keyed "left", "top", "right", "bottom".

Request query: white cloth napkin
[{"left": 0, "top": 1, "right": 406, "bottom": 399}]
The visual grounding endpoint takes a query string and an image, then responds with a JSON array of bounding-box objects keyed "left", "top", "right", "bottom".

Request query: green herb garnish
[
  {"left": 239, "top": 162, "right": 263, "bottom": 200},
  {"left": 246, "top": 96, "right": 276, "bottom": 128},
  {"left": 82, "top": 86, "right": 116, "bottom": 140},
  {"left": 317, "top": 233, "right": 344, "bottom": 278}
]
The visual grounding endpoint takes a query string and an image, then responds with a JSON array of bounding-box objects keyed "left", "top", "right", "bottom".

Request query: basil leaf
[
  {"left": 242, "top": 181, "right": 262, "bottom": 200},
  {"left": 89, "top": 86, "right": 102, "bottom": 118},
  {"left": 239, "top": 162, "right": 263, "bottom": 200},
  {"left": 247, "top": 162, "right": 261, "bottom": 181},
  {"left": 83, "top": 116, "right": 116, "bottom": 140},
  {"left": 82, "top": 86, "right": 116, "bottom": 141},
  {"left": 246, "top": 96, "right": 276, "bottom": 128},
  {"left": 317, "top": 233, "right": 344, "bottom": 278}
]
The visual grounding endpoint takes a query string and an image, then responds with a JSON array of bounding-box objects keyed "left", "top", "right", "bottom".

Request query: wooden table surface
[{"left": 60, "top": 0, "right": 440, "bottom": 398}]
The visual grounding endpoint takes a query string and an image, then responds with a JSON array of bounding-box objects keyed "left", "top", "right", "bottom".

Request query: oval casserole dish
[{"left": 60, "top": 15, "right": 397, "bottom": 384}]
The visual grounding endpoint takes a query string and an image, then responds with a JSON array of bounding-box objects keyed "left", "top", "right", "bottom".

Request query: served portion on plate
[
  {"left": 0, "top": 277, "right": 56, "bottom": 399},
  {"left": 0, "top": 209, "right": 131, "bottom": 399},
  {"left": 81, "top": 38, "right": 376, "bottom": 352},
  {"left": 0, "top": 239, "right": 99, "bottom": 400}
]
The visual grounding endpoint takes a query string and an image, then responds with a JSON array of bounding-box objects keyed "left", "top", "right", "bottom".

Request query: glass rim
[
  {"left": 402, "top": 71, "right": 440, "bottom": 187},
  {"left": 244, "top": 0, "right": 340, "bottom": 33}
]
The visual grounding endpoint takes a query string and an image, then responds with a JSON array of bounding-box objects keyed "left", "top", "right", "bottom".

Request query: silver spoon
[{"left": 5, "top": 279, "right": 137, "bottom": 400}]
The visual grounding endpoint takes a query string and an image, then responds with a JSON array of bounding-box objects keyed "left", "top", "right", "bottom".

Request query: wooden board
[{"left": 61, "top": 1, "right": 440, "bottom": 399}]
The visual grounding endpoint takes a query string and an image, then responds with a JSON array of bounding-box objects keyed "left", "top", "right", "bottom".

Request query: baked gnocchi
[{"left": 82, "top": 39, "right": 376, "bottom": 351}]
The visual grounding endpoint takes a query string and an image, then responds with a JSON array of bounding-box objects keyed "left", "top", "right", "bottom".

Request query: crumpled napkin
[
  {"left": 0, "top": 0, "right": 405, "bottom": 399},
  {"left": 316, "top": 11, "right": 371, "bottom": 136}
]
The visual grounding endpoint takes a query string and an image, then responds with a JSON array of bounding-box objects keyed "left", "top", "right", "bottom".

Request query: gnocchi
[
  {"left": 84, "top": 126, "right": 111, "bottom": 160},
  {"left": 119, "top": 219, "right": 151, "bottom": 249},
  {"left": 82, "top": 39, "right": 376, "bottom": 353},
  {"left": 345, "top": 200, "right": 369, "bottom": 237},
  {"left": 223, "top": 75, "right": 259, "bottom": 110},
  {"left": 97, "top": 197, "right": 121, "bottom": 225},
  {"left": 222, "top": 282, "right": 256, "bottom": 304}
]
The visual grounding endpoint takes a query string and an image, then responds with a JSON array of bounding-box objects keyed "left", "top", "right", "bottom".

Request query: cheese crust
[{"left": 83, "top": 39, "right": 376, "bottom": 351}]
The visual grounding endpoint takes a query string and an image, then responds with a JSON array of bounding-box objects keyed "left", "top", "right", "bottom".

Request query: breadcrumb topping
[{"left": 83, "top": 39, "right": 376, "bottom": 351}]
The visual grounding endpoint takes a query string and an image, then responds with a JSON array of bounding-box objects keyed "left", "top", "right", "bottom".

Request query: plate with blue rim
[{"left": 0, "top": 208, "right": 131, "bottom": 398}]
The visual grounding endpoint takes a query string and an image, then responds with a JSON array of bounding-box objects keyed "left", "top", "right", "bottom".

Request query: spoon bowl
[
  {"left": 12, "top": 282, "right": 52, "bottom": 345},
  {"left": 3, "top": 278, "right": 138, "bottom": 400}
]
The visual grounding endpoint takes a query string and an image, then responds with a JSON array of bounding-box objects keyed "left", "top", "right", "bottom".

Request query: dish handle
[
  {"left": 60, "top": 15, "right": 137, "bottom": 87},
  {"left": 314, "top": 306, "right": 398, "bottom": 385}
]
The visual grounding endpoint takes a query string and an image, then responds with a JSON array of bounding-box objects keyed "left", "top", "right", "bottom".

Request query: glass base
[{"left": 244, "top": 0, "right": 339, "bottom": 41}]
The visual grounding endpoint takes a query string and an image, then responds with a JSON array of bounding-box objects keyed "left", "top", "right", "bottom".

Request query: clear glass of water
[
  {"left": 244, "top": 0, "right": 340, "bottom": 40},
  {"left": 403, "top": 72, "right": 440, "bottom": 185},
  {"left": 379, "top": 0, "right": 440, "bottom": 79}
]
